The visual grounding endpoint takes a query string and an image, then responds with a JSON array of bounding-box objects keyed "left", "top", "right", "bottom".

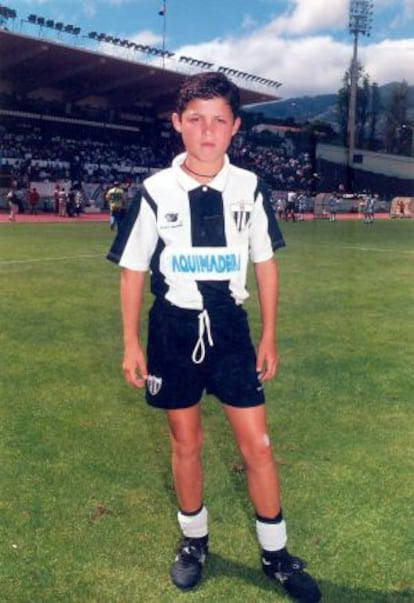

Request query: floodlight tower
[
  {"left": 159, "top": 0, "right": 167, "bottom": 67},
  {"left": 347, "top": 0, "right": 374, "bottom": 191}
]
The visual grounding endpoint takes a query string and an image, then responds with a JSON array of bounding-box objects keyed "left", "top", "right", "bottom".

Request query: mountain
[
  {"left": 247, "top": 94, "right": 337, "bottom": 122},
  {"left": 246, "top": 82, "right": 414, "bottom": 130}
]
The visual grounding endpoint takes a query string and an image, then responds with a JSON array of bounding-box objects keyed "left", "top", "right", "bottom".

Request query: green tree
[
  {"left": 367, "top": 82, "right": 382, "bottom": 150},
  {"left": 336, "top": 65, "right": 378, "bottom": 149},
  {"left": 337, "top": 71, "right": 351, "bottom": 145},
  {"left": 357, "top": 73, "right": 370, "bottom": 147},
  {"left": 383, "top": 80, "right": 409, "bottom": 155}
]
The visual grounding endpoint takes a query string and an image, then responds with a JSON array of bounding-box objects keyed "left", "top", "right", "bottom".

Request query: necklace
[{"left": 183, "top": 161, "right": 220, "bottom": 179}]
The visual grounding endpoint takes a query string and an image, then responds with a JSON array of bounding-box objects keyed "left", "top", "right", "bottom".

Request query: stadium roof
[{"left": 0, "top": 29, "right": 281, "bottom": 117}]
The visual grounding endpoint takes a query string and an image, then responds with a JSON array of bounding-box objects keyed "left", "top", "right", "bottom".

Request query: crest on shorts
[
  {"left": 231, "top": 201, "right": 252, "bottom": 231},
  {"left": 147, "top": 374, "right": 162, "bottom": 396}
]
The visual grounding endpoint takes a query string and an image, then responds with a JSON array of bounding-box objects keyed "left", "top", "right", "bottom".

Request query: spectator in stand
[{"left": 28, "top": 186, "right": 40, "bottom": 215}]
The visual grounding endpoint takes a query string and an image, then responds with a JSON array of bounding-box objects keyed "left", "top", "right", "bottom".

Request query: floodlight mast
[
  {"left": 347, "top": 0, "right": 374, "bottom": 192},
  {"left": 159, "top": 0, "right": 167, "bottom": 68}
]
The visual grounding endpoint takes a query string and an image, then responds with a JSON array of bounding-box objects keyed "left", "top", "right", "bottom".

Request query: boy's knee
[
  {"left": 171, "top": 429, "right": 203, "bottom": 459},
  {"left": 240, "top": 432, "right": 272, "bottom": 466}
]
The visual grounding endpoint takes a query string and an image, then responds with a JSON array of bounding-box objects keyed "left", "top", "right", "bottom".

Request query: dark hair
[{"left": 175, "top": 71, "right": 240, "bottom": 118}]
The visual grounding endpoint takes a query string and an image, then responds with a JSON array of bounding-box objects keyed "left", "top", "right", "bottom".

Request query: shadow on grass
[{"left": 205, "top": 552, "right": 413, "bottom": 602}]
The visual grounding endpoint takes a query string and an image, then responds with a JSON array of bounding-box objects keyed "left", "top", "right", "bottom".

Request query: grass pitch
[{"left": 0, "top": 219, "right": 413, "bottom": 602}]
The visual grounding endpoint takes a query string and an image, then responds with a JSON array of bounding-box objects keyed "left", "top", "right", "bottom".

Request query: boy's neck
[{"left": 182, "top": 159, "right": 224, "bottom": 183}]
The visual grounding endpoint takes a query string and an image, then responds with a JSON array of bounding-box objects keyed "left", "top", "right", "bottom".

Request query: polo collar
[{"left": 172, "top": 153, "right": 230, "bottom": 192}]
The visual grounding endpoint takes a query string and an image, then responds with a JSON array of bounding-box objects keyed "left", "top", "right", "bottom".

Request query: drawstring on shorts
[{"left": 191, "top": 309, "right": 214, "bottom": 364}]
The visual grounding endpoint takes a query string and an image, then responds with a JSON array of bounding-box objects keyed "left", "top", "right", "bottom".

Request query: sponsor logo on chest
[
  {"left": 161, "top": 246, "right": 248, "bottom": 281},
  {"left": 172, "top": 252, "right": 241, "bottom": 275}
]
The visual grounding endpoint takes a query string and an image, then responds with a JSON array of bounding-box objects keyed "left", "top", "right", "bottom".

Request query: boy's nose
[{"left": 202, "top": 120, "right": 214, "bottom": 134}]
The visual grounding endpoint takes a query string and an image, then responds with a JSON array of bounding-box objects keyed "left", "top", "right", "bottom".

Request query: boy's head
[{"left": 175, "top": 71, "right": 241, "bottom": 119}]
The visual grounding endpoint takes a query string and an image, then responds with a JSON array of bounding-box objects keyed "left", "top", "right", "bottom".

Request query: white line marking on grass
[
  {"left": 341, "top": 246, "right": 414, "bottom": 254},
  {"left": 0, "top": 254, "right": 104, "bottom": 266},
  {"left": 293, "top": 244, "right": 413, "bottom": 255}
]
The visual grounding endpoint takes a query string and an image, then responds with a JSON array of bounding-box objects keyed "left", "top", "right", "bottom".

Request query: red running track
[{"left": 0, "top": 211, "right": 390, "bottom": 224}]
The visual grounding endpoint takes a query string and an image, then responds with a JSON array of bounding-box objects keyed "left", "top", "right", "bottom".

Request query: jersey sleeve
[
  {"left": 106, "top": 192, "right": 158, "bottom": 270},
  {"left": 249, "top": 180, "right": 286, "bottom": 262}
]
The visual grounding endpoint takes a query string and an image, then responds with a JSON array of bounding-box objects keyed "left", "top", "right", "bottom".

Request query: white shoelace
[{"left": 191, "top": 309, "right": 214, "bottom": 364}]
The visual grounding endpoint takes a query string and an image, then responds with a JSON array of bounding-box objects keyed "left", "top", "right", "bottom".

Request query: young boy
[{"left": 107, "top": 72, "right": 321, "bottom": 602}]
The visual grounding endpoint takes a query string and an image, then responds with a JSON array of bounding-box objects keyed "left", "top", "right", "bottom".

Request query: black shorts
[{"left": 145, "top": 299, "right": 265, "bottom": 410}]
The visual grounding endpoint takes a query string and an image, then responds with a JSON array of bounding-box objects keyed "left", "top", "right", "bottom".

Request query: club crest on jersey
[
  {"left": 147, "top": 374, "right": 162, "bottom": 396},
  {"left": 231, "top": 201, "right": 252, "bottom": 231}
]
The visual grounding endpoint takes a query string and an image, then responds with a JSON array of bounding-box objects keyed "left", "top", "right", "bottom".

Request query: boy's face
[{"left": 171, "top": 97, "right": 241, "bottom": 167}]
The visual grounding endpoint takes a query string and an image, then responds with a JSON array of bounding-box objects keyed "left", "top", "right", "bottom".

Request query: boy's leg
[
  {"left": 223, "top": 403, "right": 321, "bottom": 603},
  {"left": 166, "top": 405, "right": 203, "bottom": 513},
  {"left": 166, "top": 405, "right": 208, "bottom": 590},
  {"left": 222, "top": 403, "right": 281, "bottom": 516}
]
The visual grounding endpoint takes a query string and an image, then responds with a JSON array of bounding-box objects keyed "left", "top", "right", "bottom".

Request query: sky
[{"left": 5, "top": 0, "right": 414, "bottom": 100}]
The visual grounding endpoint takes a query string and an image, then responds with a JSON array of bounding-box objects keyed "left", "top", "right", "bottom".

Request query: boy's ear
[
  {"left": 232, "top": 116, "right": 241, "bottom": 136},
  {"left": 171, "top": 112, "right": 182, "bottom": 133}
]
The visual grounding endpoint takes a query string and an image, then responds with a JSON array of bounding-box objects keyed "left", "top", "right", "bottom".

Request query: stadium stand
[{"left": 0, "top": 24, "right": 284, "bottom": 211}]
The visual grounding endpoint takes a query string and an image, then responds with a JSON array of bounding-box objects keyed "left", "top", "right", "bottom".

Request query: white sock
[
  {"left": 256, "top": 518, "right": 287, "bottom": 552},
  {"left": 178, "top": 506, "right": 208, "bottom": 538}
]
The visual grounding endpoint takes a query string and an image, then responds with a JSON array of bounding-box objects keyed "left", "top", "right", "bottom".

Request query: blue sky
[{"left": 6, "top": 0, "right": 414, "bottom": 99}]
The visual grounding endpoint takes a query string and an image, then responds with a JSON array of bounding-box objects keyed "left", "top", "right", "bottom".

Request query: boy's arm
[
  {"left": 254, "top": 256, "right": 279, "bottom": 382},
  {"left": 120, "top": 267, "right": 148, "bottom": 388}
]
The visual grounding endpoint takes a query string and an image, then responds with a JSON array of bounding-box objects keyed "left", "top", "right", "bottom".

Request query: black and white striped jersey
[{"left": 107, "top": 153, "right": 285, "bottom": 310}]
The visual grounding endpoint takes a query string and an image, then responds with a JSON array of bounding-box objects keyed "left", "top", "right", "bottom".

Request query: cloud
[
  {"left": 363, "top": 38, "right": 414, "bottom": 84},
  {"left": 173, "top": 31, "right": 351, "bottom": 99},
  {"left": 130, "top": 30, "right": 162, "bottom": 46},
  {"left": 265, "top": 0, "right": 348, "bottom": 36}
]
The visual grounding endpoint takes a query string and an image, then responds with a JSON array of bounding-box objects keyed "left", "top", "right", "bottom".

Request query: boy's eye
[{"left": 185, "top": 115, "right": 229, "bottom": 126}]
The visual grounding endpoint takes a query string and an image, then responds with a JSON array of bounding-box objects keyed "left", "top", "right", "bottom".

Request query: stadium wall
[
  {"left": 316, "top": 144, "right": 414, "bottom": 180},
  {"left": 316, "top": 143, "right": 414, "bottom": 197}
]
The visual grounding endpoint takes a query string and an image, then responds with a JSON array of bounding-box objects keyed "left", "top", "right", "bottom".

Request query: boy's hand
[
  {"left": 122, "top": 341, "right": 148, "bottom": 388},
  {"left": 256, "top": 337, "right": 279, "bottom": 382}
]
